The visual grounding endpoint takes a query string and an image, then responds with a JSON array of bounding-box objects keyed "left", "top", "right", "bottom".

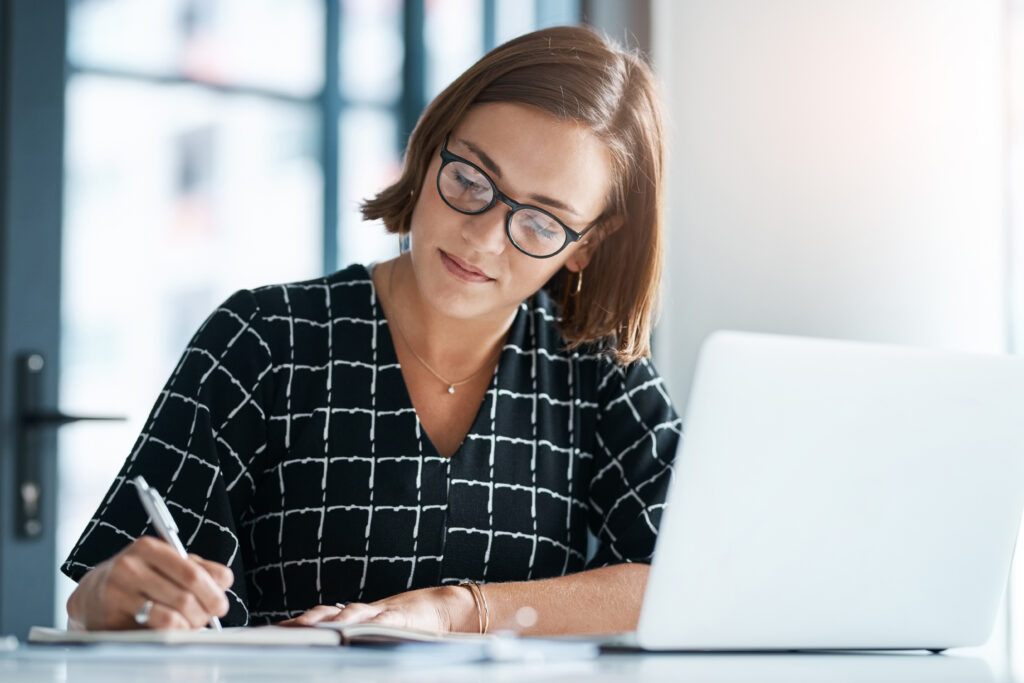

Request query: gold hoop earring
[{"left": 574, "top": 270, "right": 583, "bottom": 296}]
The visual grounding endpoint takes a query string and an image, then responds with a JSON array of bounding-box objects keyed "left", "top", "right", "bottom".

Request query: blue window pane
[
  {"left": 495, "top": 0, "right": 537, "bottom": 46},
  {"left": 68, "top": 0, "right": 325, "bottom": 97},
  {"left": 338, "top": 107, "right": 402, "bottom": 268},
  {"left": 425, "top": 0, "right": 484, "bottom": 99},
  {"left": 340, "top": 0, "right": 404, "bottom": 105}
]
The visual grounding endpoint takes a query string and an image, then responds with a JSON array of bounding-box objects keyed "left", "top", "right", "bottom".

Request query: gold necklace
[{"left": 386, "top": 261, "right": 499, "bottom": 395}]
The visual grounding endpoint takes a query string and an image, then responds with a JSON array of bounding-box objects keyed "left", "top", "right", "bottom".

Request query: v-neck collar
[{"left": 362, "top": 264, "right": 530, "bottom": 460}]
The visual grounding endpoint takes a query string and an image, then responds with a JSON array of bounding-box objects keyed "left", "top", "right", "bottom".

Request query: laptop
[{"left": 617, "top": 330, "right": 1024, "bottom": 651}]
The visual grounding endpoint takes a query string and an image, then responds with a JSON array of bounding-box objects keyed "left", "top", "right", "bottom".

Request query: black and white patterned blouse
[{"left": 62, "top": 264, "right": 681, "bottom": 626}]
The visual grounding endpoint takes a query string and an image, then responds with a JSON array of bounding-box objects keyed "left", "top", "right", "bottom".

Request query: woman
[{"left": 63, "top": 25, "right": 681, "bottom": 635}]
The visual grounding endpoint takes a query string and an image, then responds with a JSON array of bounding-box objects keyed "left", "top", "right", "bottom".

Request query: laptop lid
[{"left": 638, "top": 331, "right": 1024, "bottom": 651}]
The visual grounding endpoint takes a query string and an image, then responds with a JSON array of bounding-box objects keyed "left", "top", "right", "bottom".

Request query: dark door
[{"left": 0, "top": 0, "right": 67, "bottom": 639}]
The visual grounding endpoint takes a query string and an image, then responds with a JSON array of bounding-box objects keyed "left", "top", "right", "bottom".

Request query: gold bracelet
[
  {"left": 478, "top": 582, "right": 489, "bottom": 634},
  {"left": 458, "top": 580, "right": 489, "bottom": 634}
]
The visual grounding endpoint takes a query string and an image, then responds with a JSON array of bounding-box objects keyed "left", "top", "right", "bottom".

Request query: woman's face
[{"left": 406, "top": 102, "right": 613, "bottom": 325}]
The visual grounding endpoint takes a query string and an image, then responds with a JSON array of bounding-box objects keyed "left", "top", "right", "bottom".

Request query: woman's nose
[{"left": 461, "top": 205, "right": 508, "bottom": 254}]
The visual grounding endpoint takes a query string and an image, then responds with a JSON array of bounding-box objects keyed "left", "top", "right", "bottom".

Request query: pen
[{"left": 133, "top": 475, "right": 223, "bottom": 631}]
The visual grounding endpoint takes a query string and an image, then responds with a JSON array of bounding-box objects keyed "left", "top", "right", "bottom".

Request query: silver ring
[
  {"left": 334, "top": 602, "right": 347, "bottom": 610},
  {"left": 134, "top": 599, "right": 154, "bottom": 625}
]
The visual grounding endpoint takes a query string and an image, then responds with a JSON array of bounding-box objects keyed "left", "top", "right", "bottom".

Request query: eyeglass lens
[{"left": 438, "top": 160, "right": 568, "bottom": 257}]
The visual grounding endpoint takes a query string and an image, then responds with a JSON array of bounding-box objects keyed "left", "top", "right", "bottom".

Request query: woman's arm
[
  {"left": 282, "top": 562, "right": 649, "bottom": 635},
  {"left": 467, "top": 562, "right": 649, "bottom": 634}
]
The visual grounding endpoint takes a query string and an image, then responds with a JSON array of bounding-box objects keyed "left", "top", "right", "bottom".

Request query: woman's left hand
[{"left": 279, "top": 585, "right": 478, "bottom": 633}]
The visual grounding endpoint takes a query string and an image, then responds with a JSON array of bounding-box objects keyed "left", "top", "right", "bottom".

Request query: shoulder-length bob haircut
[{"left": 362, "top": 25, "right": 666, "bottom": 365}]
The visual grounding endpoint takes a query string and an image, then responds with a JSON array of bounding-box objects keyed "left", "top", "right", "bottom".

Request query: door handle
[{"left": 15, "top": 352, "right": 126, "bottom": 538}]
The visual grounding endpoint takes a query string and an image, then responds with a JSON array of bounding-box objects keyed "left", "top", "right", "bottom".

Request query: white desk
[{"left": 0, "top": 645, "right": 1008, "bottom": 683}]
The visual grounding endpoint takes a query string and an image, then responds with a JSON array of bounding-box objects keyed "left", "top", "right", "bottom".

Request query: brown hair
[{"left": 361, "top": 25, "right": 666, "bottom": 364}]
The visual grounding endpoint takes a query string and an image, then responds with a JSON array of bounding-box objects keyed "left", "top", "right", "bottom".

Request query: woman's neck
[{"left": 375, "top": 255, "right": 515, "bottom": 379}]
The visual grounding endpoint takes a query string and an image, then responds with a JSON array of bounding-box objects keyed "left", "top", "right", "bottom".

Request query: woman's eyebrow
[
  {"left": 457, "top": 137, "right": 582, "bottom": 218},
  {"left": 460, "top": 138, "right": 503, "bottom": 178}
]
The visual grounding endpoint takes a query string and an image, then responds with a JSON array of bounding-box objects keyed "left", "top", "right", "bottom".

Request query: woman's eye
[
  {"left": 526, "top": 219, "right": 559, "bottom": 240},
  {"left": 454, "top": 169, "right": 485, "bottom": 192}
]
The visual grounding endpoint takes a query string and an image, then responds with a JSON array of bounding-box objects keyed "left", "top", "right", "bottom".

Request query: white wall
[
  {"left": 1012, "top": 2, "right": 1024, "bottom": 355},
  {"left": 650, "top": 0, "right": 1013, "bottom": 670},
  {"left": 651, "top": 0, "right": 1007, "bottom": 415}
]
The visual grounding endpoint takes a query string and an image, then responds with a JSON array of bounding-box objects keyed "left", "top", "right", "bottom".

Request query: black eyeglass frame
[{"left": 436, "top": 136, "right": 603, "bottom": 259}]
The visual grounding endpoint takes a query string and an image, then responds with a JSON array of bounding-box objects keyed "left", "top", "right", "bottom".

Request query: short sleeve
[
  {"left": 60, "top": 289, "right": 274, "bottom": 626},
  {"left": 586, "top": 357, "right": 682, "bottom": 568}
]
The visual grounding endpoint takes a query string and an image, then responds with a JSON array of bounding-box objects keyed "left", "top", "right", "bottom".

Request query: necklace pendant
[{"left": 447, "top": 385, "right": 455, "bottom": 395}]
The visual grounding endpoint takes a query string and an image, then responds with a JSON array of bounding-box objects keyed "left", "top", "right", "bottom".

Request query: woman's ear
[{"left": 564, "top": 215, "right": 623, "bottom": 272}]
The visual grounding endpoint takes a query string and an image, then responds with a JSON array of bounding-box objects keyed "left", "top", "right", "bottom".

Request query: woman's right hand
[{"left": 66, "top": 536, "right": 233, "bottom": 631}]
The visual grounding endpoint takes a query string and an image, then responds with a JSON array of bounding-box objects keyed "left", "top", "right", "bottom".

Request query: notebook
[
  {"left": 609, "top": 330, "right": 1024, "bottom": 651},
  {"left": 29, "top": 625, "right": 340, "bottom": 646},
  {"left": 27, "top": 623, "right": 597, "bottom": 662},
  {"left": 28, "top": 623, "right": 501, "bottom": 650}
]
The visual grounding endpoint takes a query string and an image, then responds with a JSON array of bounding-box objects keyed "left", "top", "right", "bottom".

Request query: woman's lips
[{"left": 441, "top": 250, "right": 493, "bottom": 283}]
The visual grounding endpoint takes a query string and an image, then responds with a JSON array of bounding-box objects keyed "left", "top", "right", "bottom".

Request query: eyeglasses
[{"left": 436, "top": 136, "right": 602, "bottom": 258}]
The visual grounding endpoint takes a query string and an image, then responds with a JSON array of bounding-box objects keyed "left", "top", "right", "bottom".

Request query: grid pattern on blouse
[{"left": 62, "top": 265, "right": 681, "bottom": 625}]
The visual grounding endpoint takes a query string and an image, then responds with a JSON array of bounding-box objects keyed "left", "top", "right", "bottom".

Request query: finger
[
  {"left": 105, "top": 583, "right": 191, "bottom": 631},
  {"left": 362, "top": 609, "right": 406, "bottom": 628},
  {"left": 130, "top": 562, "right": 216, "bottom": 629},
  {"left": 100, "top": 581, "right": 149, "bottom": 630},
  {"left": 131, "top": 538, "right": 228, "bottom": 617},
  {"left": 103, "top": 552, "right": 203, "bottom": 629},
  {"left": 323, "top": 602, "right": 382, "bottom": 625},
  {"left": 139, "top": 600, "right": 192, "bottom": 631},
  {"left": 190, "top": 555, "right": 234, "bottom": 591},
  {"left": 280, "top": 604, "right": 344, "bottom": 627}
]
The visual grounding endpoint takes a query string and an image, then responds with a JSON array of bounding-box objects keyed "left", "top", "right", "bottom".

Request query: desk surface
[{"left": 0, "top": 644, "right": 1013, "bottom": 683}]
